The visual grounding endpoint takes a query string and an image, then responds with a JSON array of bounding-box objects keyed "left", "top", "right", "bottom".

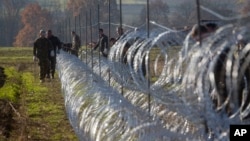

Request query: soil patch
[
  {"left": 0, "top": 100, "right": 15, "bottom": 139},
  {"left": 0, "top": 66, "right": 6, "bottom": 88}
]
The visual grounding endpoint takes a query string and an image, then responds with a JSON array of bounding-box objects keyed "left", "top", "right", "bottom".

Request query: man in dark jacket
[
  {"left": 71, "top": 31, "right": 81, "bottom": 57},
  {"left": 33, "top": 29, "right": 53, "bottom": 83},
  {"left": 46, "top": 30, "right": 61, "bottom": 79},
  {"left": 93, "top": 28, "right": 109, "bottom": 57}
]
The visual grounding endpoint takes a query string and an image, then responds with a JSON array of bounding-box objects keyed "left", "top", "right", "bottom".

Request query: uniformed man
[
  {"left": 46, "top": 30, "right": 61, "bottom": 79},
  {"left": 93, "top": 28, "right": 109, "bottom": 57},
  {"left": 33, "top": 29, "right": 52, "bottom": 83},
  {"left": 71, "top": 31, "right": 81, "bottom": 57}
]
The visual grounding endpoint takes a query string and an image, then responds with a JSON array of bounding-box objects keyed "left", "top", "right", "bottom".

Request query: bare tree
[
  {"left": 200, "top": 0, "right": 239, "bottom": 18},
  {"left": 168, "top": 0, "right": 240, "bottom": 28},
  {"left": 168, "top": 1, "right": 197, "bottom": 28},
  {"left": 0, "top": 0, "right": 27, "bottom": 46},
  {"left": 66, "top": 0, "right": 119, "bottom": 20},
  {"left": 240, "top": 0, "right": 250, "bottom": 15},
  {"left": 66, "top": 0, "right": 120, "bottom": 40},
  {"left": 140, "top": 0, "right": 170, "bottom": 27}
]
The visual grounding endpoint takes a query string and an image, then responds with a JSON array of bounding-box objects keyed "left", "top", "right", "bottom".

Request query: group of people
[
  {"left": 33, "top": 23, "right": 226, "bottom": 83},
  {"left": 33, "top": 26, "right": 123, "bottom": 83},
  {"left": 63, "top": 26, "right": 126, "bottom": 59},
  {"left": 92, "top": 27, "right": 125, "bottom": 58},
  {"left": 33, "top": 29, "right": 61, "bottom": 83}
]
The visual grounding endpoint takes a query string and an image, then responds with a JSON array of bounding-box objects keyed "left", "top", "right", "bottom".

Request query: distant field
[
  {"left": 0, "top": 47, "right": 32, "bottom": 58},
  {"left": 118, "top": 0, "right": 145, "bottom": 4},
  {"left": 0, "top": 47, "right": 33, "bottom": 68}
]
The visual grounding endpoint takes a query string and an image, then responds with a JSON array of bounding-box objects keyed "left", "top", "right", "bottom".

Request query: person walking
[
  {"left": 46, "top": 30, "right": 61, "bottom": 79},
  {"left": 115, "top": 26, "right": 130, "bottom": 63},
  {"left": 116, "top": 26, "right": 124, "bottom": 41},
  {"left": 33, "top": 29, "right": 53, "bottom": 83},
  {"left": 93, "top": 28, "right": 109, "bottom": 57},
  {"left": 71, "top": 31, "right": 81, "bottom": 57}
]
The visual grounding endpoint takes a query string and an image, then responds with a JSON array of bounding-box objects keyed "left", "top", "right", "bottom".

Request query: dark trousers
[
  {"left": 71, "top": 50, "right": 78, "bottom": 57},
  {"left": 39, "top": 59, "right": 49, "bottom": 80},
  {"left": 47, "top": 57, "right": 56, "bottom": 78}
]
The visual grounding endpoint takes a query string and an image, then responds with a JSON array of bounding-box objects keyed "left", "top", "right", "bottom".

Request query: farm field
[{"left": 0, "top": 47, "right": 77, "bottom": 141}]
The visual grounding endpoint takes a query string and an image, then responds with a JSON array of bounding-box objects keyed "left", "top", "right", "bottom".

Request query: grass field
[{"left": 0, "top": 47, "right": 77, "bottom": 140}]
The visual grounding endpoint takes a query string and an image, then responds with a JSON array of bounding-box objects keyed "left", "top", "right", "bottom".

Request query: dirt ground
[
  {"left": 0, "top": 66, "right": 10, "bottom": 138},
  {"left": 0, "top": 99, "right": 13, "bottom": 139}
]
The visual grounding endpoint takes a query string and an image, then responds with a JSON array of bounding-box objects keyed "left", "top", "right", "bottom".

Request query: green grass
[
  {"left": 0, "top": 47, "right": 77, "bottom": 140},
  {"left": 0, "top": 47, "right": 32, "bottom": 56},
  {"left": 0, "top": 67, "right": 21, "bottom": 102}
]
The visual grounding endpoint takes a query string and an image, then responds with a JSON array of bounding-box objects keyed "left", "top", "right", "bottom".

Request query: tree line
[{"left": 0, "top": 0, "right": 249, "bottom": 47}]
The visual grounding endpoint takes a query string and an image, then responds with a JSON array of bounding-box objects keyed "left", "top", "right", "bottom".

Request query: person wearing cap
[
  {"left": 46, "top": 30, "right": 61, "bottom": 79},
  {"left": 71, "top": 31, "right": 81, "bottom": 57},
  {"left": 93, "top": 28, "right": 109, "bottom": 57},
  {"left": 33, "top": 29, "right": 53, "bottom": 83}
]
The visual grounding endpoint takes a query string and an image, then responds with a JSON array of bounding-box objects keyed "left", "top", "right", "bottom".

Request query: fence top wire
[
  {"left": 200, "top": 5, "right": 250, "bottom": 22},
  {"left": 60, "top": 20, "right": 181, "bottom": 33}
]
